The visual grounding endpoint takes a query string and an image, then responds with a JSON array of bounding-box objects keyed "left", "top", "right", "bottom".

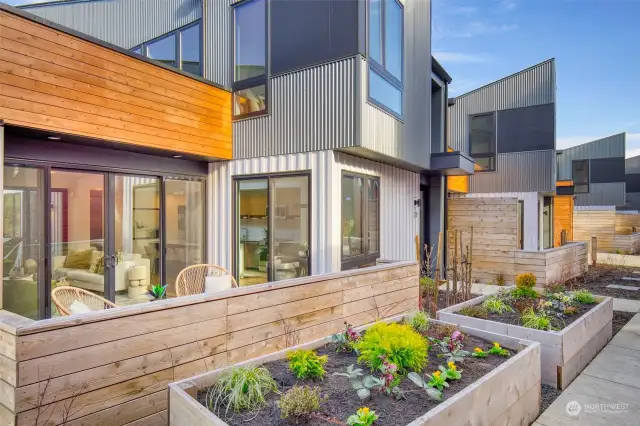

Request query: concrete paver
[{"left": 606, "top": 284, "right": 639, "bottom": 291}]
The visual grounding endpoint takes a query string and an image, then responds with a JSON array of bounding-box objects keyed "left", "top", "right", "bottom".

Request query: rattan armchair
[
  {"left": 51, "top": 286, "right": 119, "bottom": 316},
  {"left": 175, "top": 264, "right": 238, "bottom": 297}
]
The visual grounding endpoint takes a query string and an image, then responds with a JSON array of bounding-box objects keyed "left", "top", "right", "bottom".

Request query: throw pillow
[
  {"left": 95, "top": 256, "right": 105, "bottom": 275},
  {"left": 204, "top": 275, "right": 232, "bottom": 294},
  {"left": 69, "top": 300, "right": 92, "bottom": 314},
  {"left": 63, "top": 249, "right": 94, "bottom": 270}
]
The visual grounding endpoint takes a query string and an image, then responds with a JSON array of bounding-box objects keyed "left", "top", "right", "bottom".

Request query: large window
[
  {"left": 469, "top": 113, "right": 496, "bottom": 171},
  {"left": 131, "top": 22, "right": 202, "bottom": 76},
  {"left": 233, "top": 0, "right": 267, "bottom": 119},
  {"left": 573, "top": 160, "right": 589, "bottom": 193},
  {"left": 368, "top": 0, "right": 404, "bottom": 118},
  {"left": 342, "top": 173, "right": 380, "bottom": 270}
]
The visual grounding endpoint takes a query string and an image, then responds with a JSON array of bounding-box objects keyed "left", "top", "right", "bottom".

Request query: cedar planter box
[
  {"left": 438, "top": 294, "right": 613, "bottom": 389},
  {"left": 168, "top": 316, "right": 541, "bottom": 426}
]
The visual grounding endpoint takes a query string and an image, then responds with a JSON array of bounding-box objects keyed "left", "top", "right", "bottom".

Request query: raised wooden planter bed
[
  {"left": 438, "top": 294, "right": 613, "bottom": 389},
  {"left": 168, "top": 316, "right": 541, "bottom": 426}
]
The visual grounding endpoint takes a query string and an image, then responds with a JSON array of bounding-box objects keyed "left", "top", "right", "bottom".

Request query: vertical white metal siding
[
  {"left": 449, "top": 59, "right": 555, "bottom": 154},
  {"left": 207, "top": 150, "right": 419, "bottom": 275},
  {"left": 22, "top": 0, "right": 202, "bottom": 49},
  {"left": 470, "top": 150, "right": 556, "bottom": 193},
  {"left": 203, "top": 0, "right": 231, "bottom": 88},
  {"left": 557, "top": 133, "right": 626, "bottom": 180},
  {"left": 233, "top": 58, "right": 357, "bottom": 159}
]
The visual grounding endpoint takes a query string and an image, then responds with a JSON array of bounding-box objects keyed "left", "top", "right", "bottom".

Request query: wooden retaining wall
[
  {"left": 0, "top": 261, "right": 418, "bottom": 426},
  {"left": 574, "top": 210, "right": 640, "bottom": 253},
  {"left": 514, "top": 243, "right": 588, "bottom": 286}
]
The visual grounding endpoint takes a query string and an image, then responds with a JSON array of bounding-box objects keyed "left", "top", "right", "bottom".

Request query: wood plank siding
[
  {"left": 0, "top": 262, "right": 418, "bottom": 426},
  {"left": 553, "top": 195, "right": 574, "bottom": 247},
  {"left": 0, "top": 8, "right": 232, "bottom": 159},
  {"left": 574, "top": 210, "right": 640, "bottom": 253}
]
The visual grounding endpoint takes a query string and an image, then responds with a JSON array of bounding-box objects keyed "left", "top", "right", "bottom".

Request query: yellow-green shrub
[
  {"left": 354, "top": 322, "right": 427, "bottom": 374},
  {"left": 515, "top": 273, "right": 536, "bottom": 289}
]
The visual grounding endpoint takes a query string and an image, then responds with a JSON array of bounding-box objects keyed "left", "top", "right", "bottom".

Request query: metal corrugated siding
[
  {"left": 623, "top": 193, "right": 640, "bottom": 211},
  {"left": 470, "top": 150, "right": 556, "bottom": 193},
  {"left": 626, "top": 155, "right": 640, "bottom": 174},
  {"left": 207, "top": 151, "right": 419, "bottom": 275},
  {"left": 233, "top": 57, "right": 356, "bottom": 159},
  {"left": 574, "top": 183, "right": 626, "bottom": 207},
  {"left": 203, "top": 0, "right": 231, "bottom": 88},
  {"left": 557, "top": 133, "right": 626, "bottom": 180},
  {"left": 449, "top": 59, "right": 555, "bottom": 154},
  {"left": 22, "top": 0, "right": 202, "bottom": 49}
]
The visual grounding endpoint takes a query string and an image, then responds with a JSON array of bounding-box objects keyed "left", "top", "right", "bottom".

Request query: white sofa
[{"left": 53, "top": 252, "right": 151, "bottom": 293}]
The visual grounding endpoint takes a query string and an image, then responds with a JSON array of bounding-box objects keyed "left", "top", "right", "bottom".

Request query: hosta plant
[
  {"left": 287, "top": 349, "right": 328, "bottom": 380},
  {"left": 437, "top": 330, "right": 470, "bottom": 363},
  {"left": 331, "top": 322, "right": 361, "bottom": 353},
  {"left": 487, "top": 342, "right": 510, "bottom": 357},
  {"left": 347, "top": 407, "right": 379, "bottom": 426},
  {"left": 440, "top": 361, "right": 462, "bottom": 380},
  {"left": 407, "top": 371, "right": 445, "bottom": 401}
]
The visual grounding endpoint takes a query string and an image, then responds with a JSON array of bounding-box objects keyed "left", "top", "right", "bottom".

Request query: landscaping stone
[
  {"left": 606, "top": 284, "right": 640, "bottom": 291},
  {"left": 621, "top": 276, "right": 640, "bottom": 281}
]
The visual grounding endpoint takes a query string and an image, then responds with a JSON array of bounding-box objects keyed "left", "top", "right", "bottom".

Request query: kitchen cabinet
[{"left": 240, "top": 190, "right": 268, "bottom": 217}]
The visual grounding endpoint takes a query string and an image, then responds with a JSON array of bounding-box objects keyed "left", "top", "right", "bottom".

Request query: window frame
[
  {"left": 340, "top": 171, "right": 381, "bottom": 271},
  {"left": 468, "top": 112, "right": 497, "bottom": 172},
  {"left": 366, "top": 0, "right": 405, "bottom": 119},
  {"left": 130, "top": 20, "right": 203, "bottom": 77},
  {"left": 232, "top": 0, "right": 269, "bottom": 120},
  {"left": 572, "top": 159, "right": 590, "bottom": 194}
]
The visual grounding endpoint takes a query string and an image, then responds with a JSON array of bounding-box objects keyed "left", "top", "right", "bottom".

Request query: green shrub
[
  {"left": 277, "top": 385, "right": 325, "bottom": 420},
  {"left": 573, "top": 289, "right": 597, "bottom": 304},
  {"left": 206, "top": 365, "right": 278, "bottom": 415},
  {"left": 420, "top": 276, "right": 438, "bottom": 297},
  {"left": 409, "top": 311, "right": 430, "bottom": 334},
  {"left": 287, "top": 349, "right": 328, "bottom": 380},
  {"left": 521, "top": 308, "right": 553, "bottom": 331},
  {"left": 482, "top": 296, "right": 514, "bottom": 315},
  {"left": 459, "top": 305, "right": 488, "bottom": 319},
  {"left": 510, "top": 287, "right": 538, "bottom": 299},
  {"left": 354, "top": 322, "right": 427, "bottom": 375},
  {"left": 515, "top": 273, "right": 537, "bottom": 289}
]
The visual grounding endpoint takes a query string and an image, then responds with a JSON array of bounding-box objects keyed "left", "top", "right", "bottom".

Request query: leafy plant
[
  {"left": 546, "top": 292, "right": 574, "bottom": 314},
  {"left": 354, "top": 322, "right": 427, "bottom": 375},
  {"left": 496, "top": 273, "right": 506, "bottom": 286},
  {"left": 515, "top": 272, "right": 537, "bottom": 289},
  {"left": 512, "top": 297, "right": 536, "bottom": 313},
  {"left": 409, "top": 311, "right": 430, "bottom": 334},
  {"left": 437, "top": 330, "right": 470, "bottom": 363},
  {"left": 347, "top": 407, "right": 379, "bottom": 426},
  {"left": 149, "top": 284, "right": 167, "bottom": 299},
  {"left": 564, "top": 306, "right": 578, "bottom": 315},
  {"left": 334, "top": 365, "right": 382, "bottom": 400},
  {"left": 510, "top": 287, "right": 538, "bottom": 299},
  {"left": 487, "top": 342, "right": 510, "bottom": 357},
  {"left": 471, "top": 347, "right": 488, "bottom": 358},
  {"left": 420, "top": 276, "right": 438, "bottom": 296},
  {"left": 440, "top": 361, "right": 462, "bottom": 380},
  {"left": 544, "top": 281, "right": 566, "bottom": 294},
  {"left": 206, "top": 365, "right": 278, "bottom": 415},
  {"left": 573, "top": 289, "right": 597, "bottom": 304},
  {"left": 407, "top": 372, "right": 444, "bottom": 401},
  {"left": 521, "top": 308, "right": 553, "bottom": 331},
  {"left": 378, "top": 356, "right": 404, "bottom": 399},
  {"left": 459, "top": 305, "right": 488, "bottom": 319},
  {"left": 277, "top": 385, "right": 326, "bottom": 421},
  {"left": 431, "top": 323, "right": 459, "bottom": 340},
  {"left": 287, "top": 350, "right": 328, "bottom": 380},
  {"left": 331, "top": 322, "right": 361, "bottom": 353},
  {"left": 482, "top": 296, "right": 514, "bottom": 315},
  {"left": 426, "top": 370, "right": 448, "bottom": 391}
]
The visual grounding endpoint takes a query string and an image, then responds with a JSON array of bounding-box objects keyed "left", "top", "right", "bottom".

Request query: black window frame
[
  {"left": 572, "top": 159, "right": 590, "bottom": 194},
  {"left": 366, "top": 0, "right": 404, "bottom": 119},
  {"left": 469, "top": 112, "right": 496, "bottom": 172},
  {"left": 341, "top": 171, "right": 381, "bottom": 271},
  {"left": 232, "top": 0, "right": 269, "bottom": 121}
]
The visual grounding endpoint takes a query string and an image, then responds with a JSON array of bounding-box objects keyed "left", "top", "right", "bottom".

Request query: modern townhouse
[
  {"left": 625, "top": 154, "right": 640, "bottom": 210},
  {"left": 3, "top": 0, "right": 463, "bottom": 315}
]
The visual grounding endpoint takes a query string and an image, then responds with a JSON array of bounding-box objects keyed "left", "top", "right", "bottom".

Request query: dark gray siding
[
  {"left": 626, "top": 155, "right": 640, "bottom": 174},
  {"left": 590, "top": 157, "right": 625, "bottom": 184},
  {"left": 469, "top": 150, "right": 556, "bottom": 193},
  {"left": 21, "top": 0, "right": 202, "bottom": 49},
  {"left": 574, "top": 183, "right": 626, "bottom": 207},
  {"left": 270, "top": 0, "right": 358, "bottom": 76},
  {"left": 496, "top": 104, "right": 555, "bottom": 153},
  {"left": 627, "top": 174, "right": 640, "bottom": 193},
  {"left": 557, "top": 133, "right": 626, "bottom": 180}
]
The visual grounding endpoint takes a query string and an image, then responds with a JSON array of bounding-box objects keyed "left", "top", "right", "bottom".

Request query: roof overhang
[
  {"left": 430, "top": 151, "right": 476, "bottom": 176},
  {"left": 556, "top": 180, "right": 575, "bottom": 195}
]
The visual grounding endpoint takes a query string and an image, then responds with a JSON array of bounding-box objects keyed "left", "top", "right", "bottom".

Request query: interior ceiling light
[
  {"left": 172, "top": 154, "right": 183, "bottom": 159},
  {"left": 47, "top": 135, "right": 61, "bottom": 140}
]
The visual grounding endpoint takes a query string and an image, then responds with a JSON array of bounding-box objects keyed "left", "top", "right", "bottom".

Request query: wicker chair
[
  {"left": 175, "top": 264, "right": 238, "bottom": 297},
  {"left": 51, "top": 286, "right": 119, "bottom": 316}
]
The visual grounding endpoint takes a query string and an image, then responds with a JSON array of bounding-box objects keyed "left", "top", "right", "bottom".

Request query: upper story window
[
  {"left": 469, "top": 113, "right": 496, "bottom": 171},
  {"left": 368, "top": 0, "right": 404, "bottom": 118},
  {"left": 233, "top": 0, "right": 267, "bottom": 119},
  {"left": 573, "top": 160, "right": 589, "bottom": 193},
  {"left": 131, "top": 21, "right": 202, "bottom": 77}
]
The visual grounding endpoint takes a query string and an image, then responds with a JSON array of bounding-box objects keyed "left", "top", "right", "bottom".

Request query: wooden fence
[
  {"left": 574, "top": 210, "right": 640, "bottom": 253},
  {"left": 0, "top": 262, "right": 418, "bottom": 426}
]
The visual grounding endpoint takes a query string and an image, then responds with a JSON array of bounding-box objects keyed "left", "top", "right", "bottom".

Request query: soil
[
  {"left": 612, "top": 310, "right": 636, "bottom": 336},
  {"left": 422, "top": 290, "right": 481, "bottom": 314},
  {"left": 569, "top": 264, "right": 640, "bottom": 300},
  {"left": 481, "top": 297, "right": 595, "bottom": 330},
  {"left": 199, "top": 329, "right": 510, "bottom": 426}
]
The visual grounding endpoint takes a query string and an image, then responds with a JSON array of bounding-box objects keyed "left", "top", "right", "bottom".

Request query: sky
[
  {"left": 432, "top": 0, "right": 640, "bottom": 157},
  {"left": 5, "top": 0, "right": 640, "bottom": 157}
]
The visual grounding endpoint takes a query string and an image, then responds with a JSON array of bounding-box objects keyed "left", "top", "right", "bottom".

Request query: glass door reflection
[{"left": 237, "top": 179, "right": 269, "bottom": 286}]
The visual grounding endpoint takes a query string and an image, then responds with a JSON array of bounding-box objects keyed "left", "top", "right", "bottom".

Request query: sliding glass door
[{"left": 235, "top": 174, "right": 310, "bottom": 285}]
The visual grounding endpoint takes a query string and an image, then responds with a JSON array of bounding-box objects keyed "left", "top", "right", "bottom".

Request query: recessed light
[
  {"left": 172, "top": 154, "right": 183, "bottom": 159},
  {"left": 48, "top": 135, "right": 61, "bottom": 140}
]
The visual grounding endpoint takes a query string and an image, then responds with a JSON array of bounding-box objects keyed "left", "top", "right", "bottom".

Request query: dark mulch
[
  {"left": 201, "top": 329, "right": 510, "bottom": 425},
  {"left": 481, "top": 298, "right": 595, "bottom": 330},
  {"left": 422, "top": 290, "right": 481, "bottom": 313},
  {"left": 569, "top": 264, "right": 640, "bottom": 300},
  {"left": 612, "top": 310, "right": 636, "bottom": 336}
]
